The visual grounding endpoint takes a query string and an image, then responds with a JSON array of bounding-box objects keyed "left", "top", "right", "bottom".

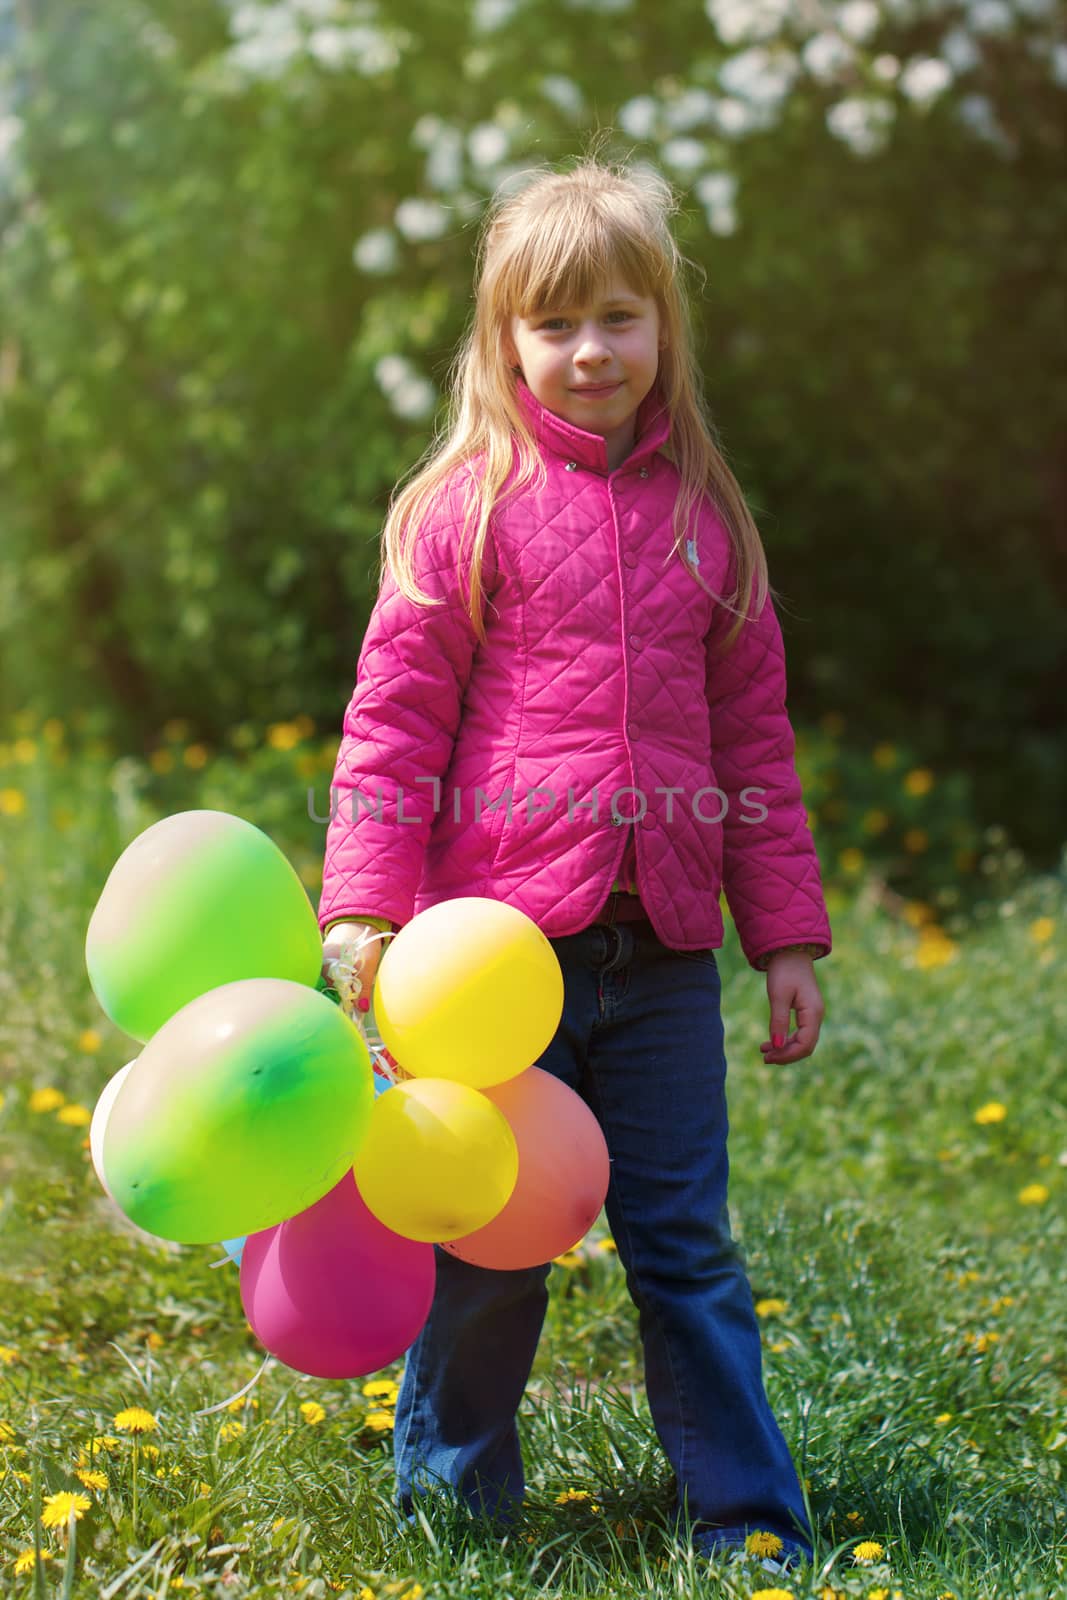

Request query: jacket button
[
  {"left": 639, "top": 466, "right": 650, "bottom": 478},
  {"left": 623, "top": 551, "right": 638, "bottom": 568},
  {"left": 611, "top": 815, "right": 625, "bottom": 826},
  {"left": 641, "top": 813, "right": 657, "bottom": 829},
  {"left": 628, "top": 634, "right": 643, "bottom": 650},
  {"left": 627, "top": 721, "right": 640, "bottom": 739},
  {"left": 565, "top": 460, "right": 578, "bottom": 471}
]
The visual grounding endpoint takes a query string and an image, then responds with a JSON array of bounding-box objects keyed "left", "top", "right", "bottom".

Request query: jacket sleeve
[
  {"left": 704, "top": 559, "right": 832, "bottom": 971},
  {"left": 318, "top": 478, "right": 495, "bottom": 935}
]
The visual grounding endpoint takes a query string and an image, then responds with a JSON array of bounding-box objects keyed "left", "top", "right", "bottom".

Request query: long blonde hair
[{"left": 381, "top": 144, "right": 771, "bottom": 655}]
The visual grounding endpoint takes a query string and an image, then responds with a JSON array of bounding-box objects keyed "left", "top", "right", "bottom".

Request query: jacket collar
[{"left": 515, "top": 376, "right": 672, "bottom": 475}]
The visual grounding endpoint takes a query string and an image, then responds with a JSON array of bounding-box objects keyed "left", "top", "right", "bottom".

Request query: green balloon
[
  {"left": 86, "top": 810, "right": 323, "bottom": 1042},
  {"left": 102, "top": 979, "right": 374, "bottom": 1244}
]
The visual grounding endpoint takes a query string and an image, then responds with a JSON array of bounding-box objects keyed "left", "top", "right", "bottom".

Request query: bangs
[{"left": 504, "top": 201, "right": 659, "bottom": 320}]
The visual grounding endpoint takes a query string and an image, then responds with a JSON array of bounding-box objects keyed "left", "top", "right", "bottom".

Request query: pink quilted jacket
[{"left": 318, "top": 377, "right": 831, "bottom": 967}]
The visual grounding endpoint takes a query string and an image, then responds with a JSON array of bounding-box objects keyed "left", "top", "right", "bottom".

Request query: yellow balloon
[
  {"left": 352, "top": 1078, "right": 519, "bottom": 1243},
  {"left": 374, "top": 897, "right": 564, "bottom": 1088}
]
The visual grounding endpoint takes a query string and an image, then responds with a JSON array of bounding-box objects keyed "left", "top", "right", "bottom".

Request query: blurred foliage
[{"left": 0, "top": 0, "right": 1064, "bottom": 869}]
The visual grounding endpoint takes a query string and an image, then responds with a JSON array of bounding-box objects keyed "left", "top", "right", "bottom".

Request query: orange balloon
[{"left": 441, "top": 1067, "right": 610, "bottom": 1271}]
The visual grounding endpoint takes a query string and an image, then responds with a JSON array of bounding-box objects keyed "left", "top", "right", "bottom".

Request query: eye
[{"left": 539, "top": 311, "right": 632, "bottom": 330}]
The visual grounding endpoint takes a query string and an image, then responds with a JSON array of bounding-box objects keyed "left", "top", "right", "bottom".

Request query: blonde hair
[{"left": 381, "top": 143, "right": 771, "bottom": 654}]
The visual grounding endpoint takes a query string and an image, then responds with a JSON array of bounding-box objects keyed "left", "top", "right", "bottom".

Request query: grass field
[{"left": 1, "top": 731, "right": 1064, "bottom": 1598}]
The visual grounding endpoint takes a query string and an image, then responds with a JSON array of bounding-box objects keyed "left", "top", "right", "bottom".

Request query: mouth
[{"left": 571, "top": 382, "right": 622, "bottom": 397}]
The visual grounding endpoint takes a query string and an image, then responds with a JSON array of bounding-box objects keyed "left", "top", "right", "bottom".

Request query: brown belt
[{"left": 592, "top": 889, "right": 652, "bottom": 926}]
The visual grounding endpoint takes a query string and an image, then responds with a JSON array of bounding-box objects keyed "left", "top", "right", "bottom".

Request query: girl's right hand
[{"left": 320, "top": 921, "right": 387, "bottom": 1017}]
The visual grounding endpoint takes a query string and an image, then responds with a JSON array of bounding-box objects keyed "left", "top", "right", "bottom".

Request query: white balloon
[{"left": 89, "top": 1059, "right": 137, "bottom": 1199}]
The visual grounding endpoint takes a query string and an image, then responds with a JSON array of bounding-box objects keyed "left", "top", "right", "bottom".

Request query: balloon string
[
  {"left": 323, "top": 926, "right": 395, "bottom": 1020},
  {"left": 193, "top": 1352, "right": 274, "bottom": 1417}
]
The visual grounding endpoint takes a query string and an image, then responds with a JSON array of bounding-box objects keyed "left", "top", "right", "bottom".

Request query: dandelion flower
[
  {"left": 364, "top": 1410, "right": 395, "bottom": 1432},
  {"left": 1018, "top": 1184, "right": 1049, "bottom": 1205},
  {"left": 1029, "top": 917, "right": 1054, "bottom": 943},
  {"left": 0, "top": 1346, "right": 18, "bottom": 1365},
  {"left": 58, "top": 1103, "right": 92, "bottom": 1126},
  {"left": 974, "top": 1101, "right": 1006, "bottom": 1125},
  {"left": 77, "top": 1029, "right": 102, "bottom": 1053},
  {"left": 41, "top": 1491, "right": 91, "bottom": 1530},
  {"left": 361, "top": 1379, "right": 399, "bottom": 1403},
  {"left": 75, "top": 1466, "right": 108, "bottom": 1490},
  {"left": 0, "top": 788, "right": 27, "bottom": 815},
  {"left": 749, "top": 1589, "right": 793, "bottom": 1600},
  {"left": 218, "top": 1420, "right": 244, "bottom": 1442},
  {"left": 28, "top": 1086, "right": 66, "bottom": 1113},
  {"left": 754, "top": 1298, "right": 788, "bottom": 1318},
  {"left": 596, "top": 1237, "right": 617, "bottom": 1252},
  {"left": 555, "top": 1488, "right": 601, "bottom": 1512},
  {"left": 904, "top": 767, "right": 934, "bottom": 795},
  {"left": 83, "top": 1434, "right": 121, "bottom": 1455},
  {"left": 299, "top": 1401, "right": 325, "bottom": 1425},
  {"left": 872, "top": 742, "right": 897, "bottom": 768},
  {"left": 113, "top": 1407, "right": 158, "bottom": 1434},
  {"left": 745, "top": 1529, "right": 784, "bottom": 1557},
  {"left": 853, "top": 1539, "right": 885, "bottom": 1562},
  {"left": 13, "top": 1548, "right": 55, "bottom": 1575}
]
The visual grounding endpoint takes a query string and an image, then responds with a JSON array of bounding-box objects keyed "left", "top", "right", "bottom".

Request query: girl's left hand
[{"left": 760, "top": 951, "right": 825, "bottom": 1063}]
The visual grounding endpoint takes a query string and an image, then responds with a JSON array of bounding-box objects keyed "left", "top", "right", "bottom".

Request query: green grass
[{"left": 1, "top": 725, "right": 1065, "bottom": 1597}]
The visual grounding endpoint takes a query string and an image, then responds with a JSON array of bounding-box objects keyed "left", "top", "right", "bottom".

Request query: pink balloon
[
  {"left": 442, "top": 1067, "right": 610, "bottom": 1270},
  {"left": 240, "top": 1171, "right": 435, "bottom": 1378}
]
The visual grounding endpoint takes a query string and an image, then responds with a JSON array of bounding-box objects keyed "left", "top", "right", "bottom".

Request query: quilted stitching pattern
[{"left": 319, "top": 378, "right": 831, "bottom": 967}]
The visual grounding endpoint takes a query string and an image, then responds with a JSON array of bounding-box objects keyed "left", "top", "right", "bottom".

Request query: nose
[{"left": 574, "top": 325, "right": 612, "bottom": 362}]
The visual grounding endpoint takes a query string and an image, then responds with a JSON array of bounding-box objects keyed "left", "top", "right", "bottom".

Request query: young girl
[{"left": 320, "top": 153, "right": 830, "bottom": 1572}]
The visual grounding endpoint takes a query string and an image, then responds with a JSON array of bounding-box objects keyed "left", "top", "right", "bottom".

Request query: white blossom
[
  {"left": 425, "top": 127, "right": 464, "bottom": 191},
  {"left": 836, "top": 1, "right": 881, "bottom": 43},
  {"left": 472, "top": 0, "right": 520, "bottom": 30},
  {"left": 704, "top": 0, "right": 789, "bottom": 47},
  {"left": 353, "top": 228, "right": 398, "bottom": 274},
  {"left": 539, "top": 75, "right": 584, "bottom": 117},
  {"left": 965, "top": 0, "right": 1013, "bottom": 33},
  {"left": 468, "top": 123, "right": 509, "bottom": 168},
  {"left": 718, "top": 46, "right": 800, "bottom": 110},
  {"left": 394, "top": 197, "right": 450, "bottom": 241},
  {"left": 802, "top": 31, "right": 856, "bottom": 83},
  {"left": 617, "top": 95, "right": 658, "bottom": 139},
  {"left": 872, "top": 54, "right": 901, "bottom": 81},
  {"left": 660, "top": 137, "right": 707, "bottom": 175},
  {"left": 825, "top": 95, "right": 895, "bottom": 156},
  {"left": 940, "top": 26, "right": 981, "bottom": 75},
  {"left": 663, "top": 88, "right": 718, "bottom": 131},
  {"left": 898, "top": 55, "right": 953, "bottom": 103}
]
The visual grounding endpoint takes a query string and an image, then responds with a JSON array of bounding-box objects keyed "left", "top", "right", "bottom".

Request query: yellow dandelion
[
  {"left": 904, "top": 767, "right": 934, "bottom": 796},
  {"left": 555, "top": 1488, "right": 601, "bottom": 1512},
  {"left": 12, "top": 737, "right": 37, "bottom": 761},
  {"left": 902, "top": 899, "right": 934, "bottom": 927},
  {"left": 839, "top": 847, "right": 865, "bottom": 875},
  {"left": 28, "top": 1086, "right": 66, "bottom": 1113},
  {"left": 41, "top": 1490, "right": 91, "bottom": 1530},
  {"left": 749, "top": 1589, "right": 793, "bottom": 1600},
  {"left": 1029, "top": 916, "right": 1054, "bottom": 944},
  {"left": 974, "top": 1101, "right": 1006, "bottom": 1125},
  {"left": 267, "top": 721, "right": 302, "bottom": 751},
  {"left": 299, "top": 1401, "right": 325, "bottom": 1425},
  {"left": 868, "top": 1590, "right": 889, "bottom": 1600},
  {"left": 1018, "top": 1183, "right": 1049, "bottom": 1206},
  {"left": 113, "top": 1406, "right": 158, "bottom": 1434},
  {"left": 853, "top": 1539, "right": 885, "bottom": 1562},
  {"left": 553, "top": 1249, "right": 582, "bottom": 1268},
  {"left": 218, "top": 1420, "right": 244, "bottom": 1441},
  {"left": 361, "top": 1379, "right": 399, "bottom": 1402},
  {"left": 872, "top": 742, "right": 897, "bottom": 769},
  {"left": 0, "top": 787, "right": 27, "bottom": 815},
  {"left": 0, "top": 1346, "right": 18, "bottom": 1365},
  {"left": 363, "top": 1410, "right": 395, "bottom": 1432},
  {"left": 915, "top": 929, "right": 958, "bottom": 969},
  {"left": 745, "top": 1530, "right": 784, "bottom": 1558},
  {"left": 146, "top": 1331, "right": 164, "bottom": 1350},
  {"left": 903, "top": 827, "right": 929, "bottom": 853},
  {"left": 13, "top": 1549, "right": 56, "bottom": 1576},
  {"left": 42, "top": 717, "right": 65, "bottom": 743},
  {"left": 161, "top": 718, "right": 191, "bottom": 742},
  {"left": 75, "top": 1466, "right": 108, "bottom": 1490},
  {"left": 184, "top": 743, "right": 209, "bottom": 769},
  {"left": 0, "top": 1420, "right": 14, "bottom": 1441},
  {"left": 596, "top": 1237, "right": 617, "bottom": 1252},
  {"left": 934, "top": 1412, "right": 952, "bottom": 1425},
  {"left": 77, "top": 1029, "right": 103, "bottom": 1053},
  {"left": 754, "top": 1298, "right": 788, "bottom": 1318},
  {"left": 955, "top": 1269, "right": 981, "bottom": 1286},
  {"left": 862, "top": 808, "right": 891, "bottom": 836},
  {"left": 57, "top": 1103, "right": 92, "bottom": 1126},
  {"left": 990, "top": 1295, "right": 1014, "bottom": 1313},
  {"left": 82, "top": 1434, "right": 121, "bottom": 1455},
  {"left": 973, "top": 1332, "right": 1000, "bottom": 1354},
  {"left": 139, "top": 1442, "right": 160, "bottom": 1459},
  {"left": 149, "top": 748, "right": 174, "bottom": 773}
]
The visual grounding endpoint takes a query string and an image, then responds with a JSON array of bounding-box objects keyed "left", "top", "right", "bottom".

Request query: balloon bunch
[{"left": 85, "top": 810, "right": 610, "bottom": 1383}]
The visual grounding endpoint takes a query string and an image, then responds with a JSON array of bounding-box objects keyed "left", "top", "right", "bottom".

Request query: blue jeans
[{"left": 391, "top": 919, "right": 813, "bottom": 1562}]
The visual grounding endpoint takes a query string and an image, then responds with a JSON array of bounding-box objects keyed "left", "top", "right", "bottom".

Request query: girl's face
[{"left": 505, "top": 276, "right": 665, "bottom": 469}]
